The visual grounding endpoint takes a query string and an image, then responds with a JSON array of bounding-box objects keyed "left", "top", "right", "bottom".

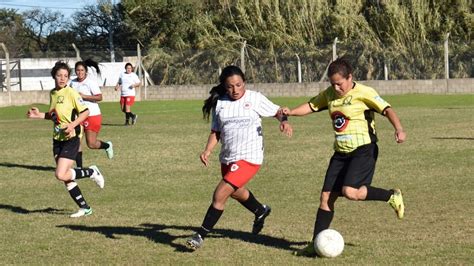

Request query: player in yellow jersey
[
  {"left": 27, "top": 61, "right": 105, "bottom": 218},
  {"left": 280, "top": 58, "right": 406, "bottom": 256}
]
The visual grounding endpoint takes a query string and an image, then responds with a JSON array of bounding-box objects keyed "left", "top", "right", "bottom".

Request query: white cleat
[
  {"left": 89, "top": 165, "right": 105, "bottom": 189},
  {"left": 105, "top": 141, "right": 114, "bottom": 159},
  {"left": 70, "top": 208, "right": 92, "bottom": 218}
]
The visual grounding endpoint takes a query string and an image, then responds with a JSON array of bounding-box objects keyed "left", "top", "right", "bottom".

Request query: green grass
[{"left": 0, "top": 94, "right": 473, "bottom": 264}]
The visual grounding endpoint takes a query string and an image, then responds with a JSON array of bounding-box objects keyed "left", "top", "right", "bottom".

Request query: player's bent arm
[
  {"left": 81, "top": 94, "right": 102, "bottom": 102},
  {"left": 384, "top": 107, "right": 406, "bottom": 143}
]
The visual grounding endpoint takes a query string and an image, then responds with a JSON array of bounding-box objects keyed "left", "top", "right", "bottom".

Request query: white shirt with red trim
[
  {"left": 118, "top": 72, "right": 140, "bottom": 97},
  {"left": 70, "top": 76, "right": 102, "bottom": 116},
  {"left": 211, "top": 90, "right": 280, "bottom": 165}
]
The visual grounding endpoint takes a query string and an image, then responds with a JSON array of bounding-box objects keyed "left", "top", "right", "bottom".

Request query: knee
[
  {"left": 342, "top": 187, "right": 362, "bottom": 201},
  {"left": 55, "top": 171, "right": 70, "bottom": 182}
]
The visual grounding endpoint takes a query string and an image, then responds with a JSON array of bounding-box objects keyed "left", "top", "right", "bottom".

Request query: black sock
[
  {"left": 73, "top": 168, "right": 94, "bottom": 179},
  {"left": 67, "top": 185, "right": 90, "bottom": 209},
  {"left": 125, "top": 113, "right": 131, "bottom": 123},
  {"left": 238, "top": 191, "right": 264, "bottom": 216},
  {"left": 99, "top": 141, "right": 110, "bottom": 150},
  {"left": 130, "top": 112, "right": 135, "bottom": 118},
  {"left": 75, "top": 152, "right": 83, "bottom": 168},
  {"left": 197, "top": 205, "right": 223, "bottom": 238},
  {"left": 312, "top": 208, "right": 334, "bottom": 241},
  {"left": 365, "top": 186, "right": 392, "bottom": 201}
]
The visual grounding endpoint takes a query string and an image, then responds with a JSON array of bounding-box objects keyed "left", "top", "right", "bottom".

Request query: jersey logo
[
  {"left": 331, "top": 111, "right": 349, "bottom": 132},
  {"left": 230, "top": 164, "right": 239, "bottom": 172},
  {"left": 244, "top": 102, "right": 252, "bottom": 109},
  {"left": 57, "top": 96, "right": 64, "bottom": 104}
]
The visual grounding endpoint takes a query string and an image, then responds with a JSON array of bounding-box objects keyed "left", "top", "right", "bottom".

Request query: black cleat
[{"left": 252, "top": 205, "right": 271, "bottom": 234}]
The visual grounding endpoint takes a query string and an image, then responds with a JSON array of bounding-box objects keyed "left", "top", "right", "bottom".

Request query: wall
[{"left": 0, "top": 78, "right": 472, "bottom": 107}]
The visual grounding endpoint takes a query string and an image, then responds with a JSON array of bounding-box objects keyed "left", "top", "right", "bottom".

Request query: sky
[{"left": 0, "top": 0, "right": 114, "bottom": 18}]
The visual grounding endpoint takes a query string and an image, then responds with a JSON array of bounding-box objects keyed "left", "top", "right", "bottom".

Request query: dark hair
[
  {"left": 50, "top": 61, "right": 71, "bottom": 79},
  {"left": 75, "top": 59, "right": 101, "bottom": 76},
  {"left": 328, "top": 57, "right": 353, "bottom": 79},
  {"left": 125, "top": 63, "right": 133, "bottom": 69},
  {"left": 202, "top": 65, "right": 245, "bottom": 121}
]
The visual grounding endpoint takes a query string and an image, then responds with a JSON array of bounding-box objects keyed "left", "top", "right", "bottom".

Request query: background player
[
  {"left": 186, "top": 65, "right": 293, "bottom": 250},
  {"left": 280, "top": 57, "right": 406, "bottom": 256},
  {"left": 70, "top": 59, "right": 114, "bottom": 167},
  {"left": 27, "top": 61, "right": 105, "bottom": 218},
  {"left": 115, "top": 62, "right": 140, "bottom": 126}
]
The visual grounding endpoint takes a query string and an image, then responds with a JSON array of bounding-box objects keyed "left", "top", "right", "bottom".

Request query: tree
[
  {"left": 22, "top": 8, "right": 66, "bottom": 53},
  {"left": 0, "top": 8, "right": 29, "bottom": 57}
]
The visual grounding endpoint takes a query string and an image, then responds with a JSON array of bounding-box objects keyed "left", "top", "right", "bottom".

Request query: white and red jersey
[
  {"left": 70, "top": 76, "right": 102, "bottom": 116},
  {"left": 211, "top": 90, "right": 280, "bottom": 165},
  {"left": 118, "top": 72, "right": 140, "bottom": 97}
]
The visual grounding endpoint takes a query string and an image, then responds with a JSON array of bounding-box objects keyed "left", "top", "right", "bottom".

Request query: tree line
[{"left": 1, "top": 0, "right": 472, "bottom": 84}]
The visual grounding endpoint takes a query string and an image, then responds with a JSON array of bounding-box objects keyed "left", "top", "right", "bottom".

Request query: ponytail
[{"left": 202, "top": 84, "right": 226, "bottom": 121}]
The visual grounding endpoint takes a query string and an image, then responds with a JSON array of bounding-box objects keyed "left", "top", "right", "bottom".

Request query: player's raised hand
[
  {"left": 200, "top": 150, "right": 211, "bottom": 166},
  {"left": 27, "top": 107, "right": 41, "bottom": 118}
]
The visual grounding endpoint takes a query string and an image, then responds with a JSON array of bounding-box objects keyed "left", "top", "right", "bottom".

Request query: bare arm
[
  {"left": 280, "top": 103, "right": 313, "bottom": 116},
  {"left": 384, "top": 107, "right": 406, "bottom": 143},
  {"left": 200, "top": 131, "right": 220, "bottom": 166},
  {"left": 27, "top": 107, "right": 48, "bottom": 119},
  {"left": 63, "top": 109, "right": 90, "bottom": 138},
  {"left": 80, "top": 93, "right": 102, "bottom": 102}
]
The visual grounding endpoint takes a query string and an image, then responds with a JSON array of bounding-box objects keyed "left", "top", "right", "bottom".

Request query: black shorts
[
  {"left": 53, "top": 137, "right": 80, "bottom": 161},
  {"left": 322, "top": 143, "right": 379, "bottom": 192}
]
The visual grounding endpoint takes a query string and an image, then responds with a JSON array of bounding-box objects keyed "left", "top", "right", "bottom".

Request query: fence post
[
  {"left": 296, "top": 54, "right": 302, "bottom": 83},
  {"left": 384, "top": 62, "right": 388, "bottom": 80},
  {"left": 0, "top": 43, "right": 11, "bottom": 105},
  {"left": 241, "top": 40, "right": 246, "bottom": 73},
  {"left": 332, "top": 37, "right": 338, "bottom": 61},
  {"left": 71, "top": 43, "right": 81, "bottom": 61},
  {"left": 444, "top": 32, "right": 450, "bottom": 93},
  {"left": 137, "top": 43, "right": 145, "bottom": 100}
]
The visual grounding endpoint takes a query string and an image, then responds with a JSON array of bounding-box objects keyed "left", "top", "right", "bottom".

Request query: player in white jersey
[
  {"left": 70, "top": 59, "right": 114, "bottom": 165},
  {"left": 115, "top": 63, "right": 140, "bottom": 125},
  {"left": 186, "top": 65, "right": 293, "bottom": 250}
]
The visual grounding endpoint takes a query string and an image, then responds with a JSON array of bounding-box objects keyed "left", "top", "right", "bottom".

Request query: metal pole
[
  {"left": 1, "top": 43, "right": 11, "bottom": 105},
  {"left": 296, "top": 54, "right": 302, "bottom": 83},
  {"left": 384, "top": 62, "right": 388, "bottom": 80},
  {"left": 241, "top": 40, "right": 246, "bottom": 73},
  {"left": 137, "top": 43, "right": 145, "bottom": 100},
  {"left": 332, "top": 37, "right": 338, "bottom": 61}
]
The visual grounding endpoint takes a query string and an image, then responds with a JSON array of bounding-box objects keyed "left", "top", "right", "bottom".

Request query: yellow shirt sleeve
[
  {"left": 308, "top": 89, "right": 329, "bottom": 112},
  {"left": 361, "top": 86, "right": 391, "bottom": 114}
]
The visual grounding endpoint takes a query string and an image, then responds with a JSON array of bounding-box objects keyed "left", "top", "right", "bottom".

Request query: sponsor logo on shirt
[{"left": 331, "top": 111, "right": 349, "bottom": 132}]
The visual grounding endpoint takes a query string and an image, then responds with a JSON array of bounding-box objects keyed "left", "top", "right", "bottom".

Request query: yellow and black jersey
[
  {"left": 48, "top": 86, "right": 88, "bottom": 141},
  {"left": 309, "top": 82, "right": 390, "bottom": 153}
]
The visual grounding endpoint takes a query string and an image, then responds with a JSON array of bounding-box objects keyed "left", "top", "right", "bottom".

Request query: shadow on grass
[
  {"left": 0, "top": 162, "right": 55, "bottom": 171},
  {"left": 0, "top": 204, "right": 67, "bottom": 215},
  {"left": 57, "top": 223, "right": 307, "bottom": 253},
  {"left": 432, "top": 137, "right": 474, "bottom": 140},
  {"left": 102, "top": 123, "right": 127, "bottom": 127}
]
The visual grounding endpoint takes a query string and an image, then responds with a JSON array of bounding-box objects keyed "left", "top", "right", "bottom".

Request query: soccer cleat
[
  {"left": 132, "top": 114, "right": 138, "bottom": 125},
  {"left": 89, "top": 165, "right": 105, "bottom": 189},
  {"left": 388, "top": 188, "right": 404, "bottom": 219},
  {"left": 186, "top": 233, "right": 204, "bottom": 250},
  {"left": 293, "top": 242, "right": 317, "bottom": 257},
  {"left": 105, "top": 141, "right": 114, "bottom": 159},
  {"left": 70, "top": 208, "right": 92, "bottom": 218},
  {"left": 252, "top": 205, "right": 271, "bottom": 234},
  {"left": 124, "top": 121, "right": 130, "bottom": 126}
]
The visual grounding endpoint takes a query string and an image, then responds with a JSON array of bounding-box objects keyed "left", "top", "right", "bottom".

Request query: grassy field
[{"left": 0, "top": 94, "right": 473, "bottom": 264}]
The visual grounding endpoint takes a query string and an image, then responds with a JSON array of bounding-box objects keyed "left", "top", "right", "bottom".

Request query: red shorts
[
  {"left": 221, "top": 160, "right": 261, "bottom": 188},
  {"left": 120, "top": 96, "right": 135, "bottom": 107},
  {"left": 82, "top": 115, "right": 102, "bottom": 133}
]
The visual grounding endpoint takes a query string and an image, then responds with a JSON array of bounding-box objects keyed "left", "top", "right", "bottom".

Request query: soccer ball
[{"left": 314, "top": 229, "right": 344, "bottom": 258}]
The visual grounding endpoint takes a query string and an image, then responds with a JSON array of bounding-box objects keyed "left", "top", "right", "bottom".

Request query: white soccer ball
[{"left": 314, "top": 229, "right": 344, "bottom": 258}]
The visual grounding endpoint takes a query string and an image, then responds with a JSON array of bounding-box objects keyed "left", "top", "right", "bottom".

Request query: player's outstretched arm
[
  {"left": 384, "top": 107, "right": 406, "bottom": 143},
  {"left": 280, "top": 103, "right": 313, "bottom": 116}
]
